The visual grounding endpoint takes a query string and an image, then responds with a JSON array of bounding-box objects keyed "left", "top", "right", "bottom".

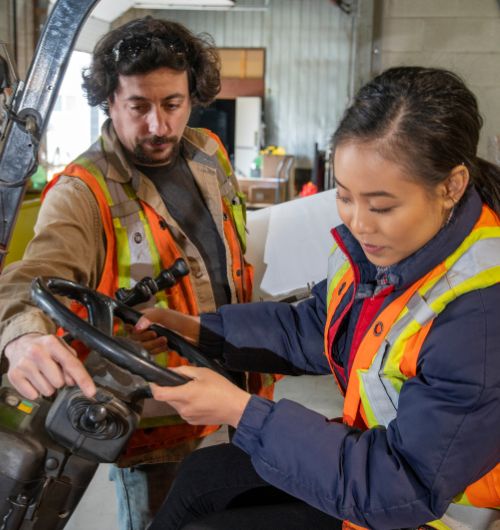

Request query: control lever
[{"left": 115, "top": 258, "right": 189, "bottom": 306}]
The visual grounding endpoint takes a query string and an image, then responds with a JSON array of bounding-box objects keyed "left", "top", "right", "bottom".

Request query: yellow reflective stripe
[
  {"left": 75, "top": 157, "right": 132, "bottom": 290},
  {"left": 225, "top": 195, "right": 248, "bottom": 253},
  {"left": 137, "top": 207, "right": 168, "bottom": 306},
  {"left": 215, "top": 147, "right": 232, "bottom": 176},
  {"left": 357, "top": 370, "right": 378, "bottom": 426},
  {"left": 120, "top": 185, "right": 170, "bottom": 367},
  {"left": 383, "top": 310, "right": 417, "bottom": 393},
  {"left": 260, "top": 373, "right": 276, "bottom": 387},
  {"left": 114, "top": 221, "right": 131, "bottom": 289},
  {"left": 429, "top": 268, "right": 499, "bottom": 315},
  {"left": 425, "top": 519, "right": 452, "bottom": 530},
  {"left": 74, "top": 157, "right": 114, "bottom": 205},
  {"left": 454, "top": 491, "right": 471, "bottom": 505},
  {"left": 153, "top": 351, "right": 168, "bottom": 368},
  {"left": 327, "top": 260, "right": 349, "bottom": 304}
]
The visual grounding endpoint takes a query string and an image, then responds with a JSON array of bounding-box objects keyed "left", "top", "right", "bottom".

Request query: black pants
[{"left": 149, "top": 443, "right": 342, "bottom": 530}]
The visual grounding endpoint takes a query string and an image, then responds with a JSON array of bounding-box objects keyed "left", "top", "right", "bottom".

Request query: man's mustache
[{"left": 141, "top": 135, "right": 178, "bottom": 146}]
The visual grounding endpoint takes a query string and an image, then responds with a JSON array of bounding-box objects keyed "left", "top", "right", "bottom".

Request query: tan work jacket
[{"left": 0, "top": 121, "right": 242, "bottom": 353}]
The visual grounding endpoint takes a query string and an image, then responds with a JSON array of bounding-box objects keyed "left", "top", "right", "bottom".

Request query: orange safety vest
[
  {"left": 44, "top": 130, "right": 275, "bottom": 462},
  {"left": 324, "top": 205, "right": 500, "bottom": 530}
]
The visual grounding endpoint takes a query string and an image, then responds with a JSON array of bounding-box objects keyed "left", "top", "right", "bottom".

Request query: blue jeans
[{"left": 109, "top": 462, "right": 180, "bottom": 530}]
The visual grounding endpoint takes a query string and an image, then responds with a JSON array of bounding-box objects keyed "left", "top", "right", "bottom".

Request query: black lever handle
[{"left": 115, "top": 258, "right": 189, "bottom": 306}]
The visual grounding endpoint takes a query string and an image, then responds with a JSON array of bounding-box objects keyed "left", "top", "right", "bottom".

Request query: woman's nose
[{"left": 351, "top": 206, "right": 375, "bottom": 234}]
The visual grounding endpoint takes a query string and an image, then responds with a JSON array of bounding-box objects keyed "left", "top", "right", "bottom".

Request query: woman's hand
[
  {"left": 136, "top": 308, "right": 201, "bottom": 345},
  {"left": 150, "top": 365, "right": 251, "bottom": 428},
  {"left": 124, "top": 323, "right": 167, "bottom": 355}
]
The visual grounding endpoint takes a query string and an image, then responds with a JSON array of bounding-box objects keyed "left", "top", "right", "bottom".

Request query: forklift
[{"left": 0, "top": 2, "right": 221, "bottom": 527}]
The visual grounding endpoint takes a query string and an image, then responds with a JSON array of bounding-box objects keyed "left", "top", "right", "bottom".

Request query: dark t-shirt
[{"left": 137, "top": 153, "right": 231, "bottom": 308}]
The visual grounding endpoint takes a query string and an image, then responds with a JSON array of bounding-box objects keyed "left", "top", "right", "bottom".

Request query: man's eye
[{"left": 131, "top": 106, "right": 148, "bottom": 113}]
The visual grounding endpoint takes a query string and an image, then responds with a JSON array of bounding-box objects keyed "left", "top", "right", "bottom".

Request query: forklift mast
[{"left": 0, "top": 0, "right": 100, "bottom": 271}]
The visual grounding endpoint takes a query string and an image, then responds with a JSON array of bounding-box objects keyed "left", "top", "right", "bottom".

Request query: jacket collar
[
  {"left": 99, "top": 119, "right": 219, "bottom": 184},
  {"left": 333, "top": 186, "right": 483, "bottom": 291}
]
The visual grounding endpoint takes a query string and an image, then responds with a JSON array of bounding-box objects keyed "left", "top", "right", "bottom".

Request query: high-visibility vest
[
  {"left": 324, "top": 205, "right": 500, "bottom": 530},
  {"left": 45, "top": 130, "right": 275, "bottom": 460}
]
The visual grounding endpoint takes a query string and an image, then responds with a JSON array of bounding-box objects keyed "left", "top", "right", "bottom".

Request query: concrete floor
[{"left": 65, "top": 374, "right": 343, "bottom": 530}]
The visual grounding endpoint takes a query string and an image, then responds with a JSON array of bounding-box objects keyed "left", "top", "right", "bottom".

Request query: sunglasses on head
[{"left": 110, "top": 34, "right": 187, "bottom": 64}]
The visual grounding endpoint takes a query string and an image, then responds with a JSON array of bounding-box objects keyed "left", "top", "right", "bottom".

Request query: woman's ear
[{"left": 443, "top": 164, "right": 470, "bottom": 208}]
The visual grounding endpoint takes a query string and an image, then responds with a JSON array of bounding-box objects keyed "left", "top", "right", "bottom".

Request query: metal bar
[{"left": 0, "top": 0, "right": 100, "bottom": 270}]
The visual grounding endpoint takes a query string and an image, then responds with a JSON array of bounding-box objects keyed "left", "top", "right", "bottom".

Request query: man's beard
[{"left": 133, "top": 135, "right": 180, "bottom": 165}]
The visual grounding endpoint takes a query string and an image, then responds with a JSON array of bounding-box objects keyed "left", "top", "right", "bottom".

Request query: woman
[{"left": 139, "top": 67, "right": 500, "bottom": 530}]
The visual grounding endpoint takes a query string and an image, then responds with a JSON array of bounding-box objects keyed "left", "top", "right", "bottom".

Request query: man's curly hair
[{"left": 82, "top": 17, "right": 221, "bottom": 114}]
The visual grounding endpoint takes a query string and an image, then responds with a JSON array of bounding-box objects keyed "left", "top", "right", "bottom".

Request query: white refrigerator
[{"left": 234, "top": 96, "right": 262, "bottom": 178}]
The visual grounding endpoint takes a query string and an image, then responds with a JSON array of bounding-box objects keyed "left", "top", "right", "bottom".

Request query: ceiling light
[{"left": 134, "top": 0, "right": 235, "bottom": 8}]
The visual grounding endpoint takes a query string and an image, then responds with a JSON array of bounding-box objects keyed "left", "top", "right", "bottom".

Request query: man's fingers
[
  {"left": 23, "top": 370, "right": 56, "bottom": 397},
  {"left": 64, "top": 374, "right": 76, "bottom": 387},
  {"left": 7, "top": 376, "right": 40, "bottom": 401},
  {"left": 46, "top": 339, "right": 94, "bottom": 396}
]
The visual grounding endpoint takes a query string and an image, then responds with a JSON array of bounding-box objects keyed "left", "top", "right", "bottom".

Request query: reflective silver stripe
[
  {"left": 359, "top": 309, "right": 414, "bottom": 425},
  {"left": 419, "top": 238, "right": 499, "bottom": 305},
  {"left": 406, "top": 291, "right": 437, "bottom": 327},
  {"left": 106, "top": 179, "right": 155, "bottom": 290},
  {"left": 441, "top": 504, "right": 500, "bottom": 530},
  {"left": 359, "top": 235, "right": 500, "bottom": 428},
  {"left": 326, "top": 245, "right": 347, "bottom": 288},
  {"left": 110, "top": 199, "right": 141, "bottom": 219},
  {"left": 190, "top": 143, "right": 236, "bottom": 203}
]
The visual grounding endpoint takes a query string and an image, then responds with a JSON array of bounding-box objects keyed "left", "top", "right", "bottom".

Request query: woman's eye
[
  {"left": 370, "top": 207, "right": 393, "bottom": 214},
  {"left": 336, "top": 193, "right": 351, "bottom": 204}
]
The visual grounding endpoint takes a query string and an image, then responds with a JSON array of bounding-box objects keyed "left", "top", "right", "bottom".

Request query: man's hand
[
  {"left": 150, "top": 366, "right": 251, "bottom": 428},
  {"left": 4, "top": 333, "right": 96, "bottom": 400}
]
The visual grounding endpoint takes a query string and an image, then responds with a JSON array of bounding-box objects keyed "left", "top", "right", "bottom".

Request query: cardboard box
[
  {"left": 262, "top": 154, "right": 285, "bottom": 178},
  {"left": 248, "top": 183, "right": 287, "bottom": 205}
]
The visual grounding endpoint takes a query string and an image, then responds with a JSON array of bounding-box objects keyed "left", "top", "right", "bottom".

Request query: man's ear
[{"left": 443, "top": 164, "right": 470, "bottom": 208}]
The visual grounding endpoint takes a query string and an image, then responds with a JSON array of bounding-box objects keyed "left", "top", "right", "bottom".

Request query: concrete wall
[{"left": 372, "top": 0, "right": 500, "bottom": 160}]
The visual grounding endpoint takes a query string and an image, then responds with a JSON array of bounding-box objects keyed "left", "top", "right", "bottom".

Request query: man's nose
[{"left": 147, "top": 107, "right": 169, "bottom": 136}]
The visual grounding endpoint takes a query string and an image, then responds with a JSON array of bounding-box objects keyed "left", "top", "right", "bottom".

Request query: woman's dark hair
[
  {"left": 82, "top": 17, "right": 221, "bottom": 112},
  {"left": 332, "top": 66, "right": 500, "bottom": 213}
]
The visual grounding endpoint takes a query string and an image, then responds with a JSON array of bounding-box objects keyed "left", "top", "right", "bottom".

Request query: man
[{"left": 0, "top": 17, "right": 273, "bottom": 530}]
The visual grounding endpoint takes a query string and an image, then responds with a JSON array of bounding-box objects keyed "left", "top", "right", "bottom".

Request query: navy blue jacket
[{"left": 199, "top": 188, "right": 500, "bottom": 529}]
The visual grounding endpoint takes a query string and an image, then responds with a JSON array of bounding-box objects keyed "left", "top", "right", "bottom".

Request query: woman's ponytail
[{"left": 474, "top": 157, "right": 500, "bottom": 214}]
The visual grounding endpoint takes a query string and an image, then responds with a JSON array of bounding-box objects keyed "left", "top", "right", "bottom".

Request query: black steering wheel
[{"left": 31, "top": 277, "right": 227, "bottom": 386}]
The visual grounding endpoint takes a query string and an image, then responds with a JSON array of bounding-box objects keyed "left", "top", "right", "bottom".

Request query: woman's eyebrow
[{"left": 335, "top": 177, "right": 398, "bottom": 198}]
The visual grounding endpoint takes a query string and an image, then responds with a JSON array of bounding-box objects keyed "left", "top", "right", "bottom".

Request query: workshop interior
[{"left": 0, "top": 1, "right": 499, "bottom": 529}]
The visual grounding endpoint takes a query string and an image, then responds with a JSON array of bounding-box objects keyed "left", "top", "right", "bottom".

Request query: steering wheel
[{"left": 31, "top": 277, "right": 227, "bottom": 386}]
